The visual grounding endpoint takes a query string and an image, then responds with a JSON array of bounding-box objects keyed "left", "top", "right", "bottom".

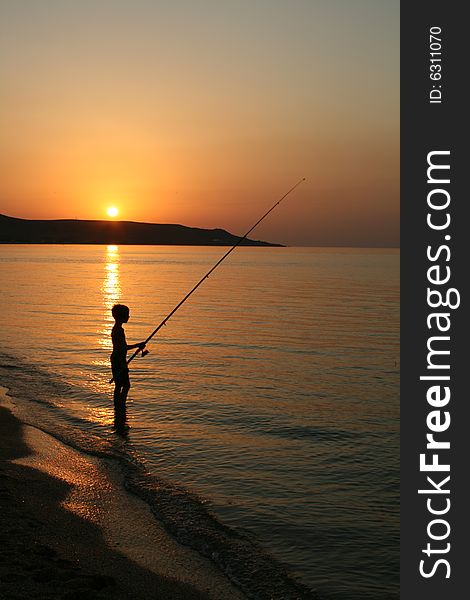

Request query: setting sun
[{"left": 107, "top": 206, "right": 119, "bottom": 218}]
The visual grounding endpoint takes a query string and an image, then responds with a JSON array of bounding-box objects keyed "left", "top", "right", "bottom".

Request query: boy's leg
[
  {"left": 113, "top": 370, "right": 130, "bottom": 429},
  {"left": 118, "top": 369, "right": 131, "bottom": 405},
  {"left": 113, "top": 368, "right": 130, "bottom": 405},
  {"left": 120, "top": 382, "right": 130, "bottom": 404},
  {"left": 113, "top": 383, "right": 127, "bottom": 429},
  {"left": 113, "top": 383, "right": 122, "bottom": 408}
]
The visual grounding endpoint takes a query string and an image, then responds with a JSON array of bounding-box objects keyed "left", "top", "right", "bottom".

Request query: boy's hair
[{"left": 112, "top": 304, "right": 129, "bottom": 320}]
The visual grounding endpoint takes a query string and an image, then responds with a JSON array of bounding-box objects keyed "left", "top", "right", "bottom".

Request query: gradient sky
[{"left": 0, "top": 0, "right": 399, "bottom": 246}]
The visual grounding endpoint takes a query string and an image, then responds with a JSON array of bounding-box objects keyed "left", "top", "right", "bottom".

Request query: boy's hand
[{"left": 138, "top": 342, "right": 146, "bottom": 350}]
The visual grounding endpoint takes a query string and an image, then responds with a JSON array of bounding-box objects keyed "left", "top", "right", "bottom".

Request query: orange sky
[{"left": 0, "top": 1, "right": 399, "bottom": 246}]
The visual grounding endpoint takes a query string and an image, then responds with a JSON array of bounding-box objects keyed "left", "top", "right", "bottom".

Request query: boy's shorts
[{"left": 112, "top": 364, "right": 130, "bottom": 386}]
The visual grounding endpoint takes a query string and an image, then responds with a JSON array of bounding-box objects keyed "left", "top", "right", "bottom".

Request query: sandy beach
[{"left": 0, "top": 387, "right": 246, "bottom": 600}]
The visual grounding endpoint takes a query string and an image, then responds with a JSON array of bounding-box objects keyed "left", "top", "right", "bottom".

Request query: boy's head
[{"left": 112, "top": 304, "right": 130, "bottom": 323}]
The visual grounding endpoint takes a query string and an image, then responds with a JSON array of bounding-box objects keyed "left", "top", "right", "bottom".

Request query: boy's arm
[{"left": 127, "top": 341, "right": 146, "bottom": 350}]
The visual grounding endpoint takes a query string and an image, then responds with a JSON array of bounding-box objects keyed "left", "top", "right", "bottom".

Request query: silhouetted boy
[{"left": 111, "top": 304, "right": 146, "bottom": 428}]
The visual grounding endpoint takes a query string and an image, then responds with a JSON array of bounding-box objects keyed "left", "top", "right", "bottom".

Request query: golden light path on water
[
  {"left": 98, "top": 244, "right": 121, "bottom": 350},
  {"left": 90, "top": 245, "right": 122, "bottom": 406}
]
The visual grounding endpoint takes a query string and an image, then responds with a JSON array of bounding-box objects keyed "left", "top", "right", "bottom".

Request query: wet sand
[{"left": 0, "top": 387, "right": 246, "bottom": 600}]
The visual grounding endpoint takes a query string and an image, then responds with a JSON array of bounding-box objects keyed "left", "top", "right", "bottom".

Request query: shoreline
[{"left": 0, "top": 386, "right": 245, "bottom": 600}]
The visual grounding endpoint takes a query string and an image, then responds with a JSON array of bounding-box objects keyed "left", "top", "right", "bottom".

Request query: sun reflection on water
[
  {"left": 103, "top": 245, "right": 121, "bottom": 305},
  {"left": 98, "top": 245, "right": 121, "bottom": 351}
]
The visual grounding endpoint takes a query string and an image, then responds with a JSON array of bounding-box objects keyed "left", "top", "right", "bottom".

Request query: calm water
[{"left": 0, "top": 245, "right": 399, "bottom": 599}]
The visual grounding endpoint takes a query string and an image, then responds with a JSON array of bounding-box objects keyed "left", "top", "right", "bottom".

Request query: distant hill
[{"left": 0, "top": 214, "right": 282, "bottom": 246}]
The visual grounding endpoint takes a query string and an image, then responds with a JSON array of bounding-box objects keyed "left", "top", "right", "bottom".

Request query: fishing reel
[{"left": 141, "top": 349, "right": 149, "bottom": 357}]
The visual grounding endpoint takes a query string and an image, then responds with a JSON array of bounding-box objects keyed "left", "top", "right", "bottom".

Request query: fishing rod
[{"left": 111, "top": 177, "right": 305, "bottom": 382}]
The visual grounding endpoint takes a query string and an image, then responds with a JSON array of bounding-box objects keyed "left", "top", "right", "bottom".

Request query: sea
[{"left": 0, "top": 244, "right": 399, "bottom": 600}]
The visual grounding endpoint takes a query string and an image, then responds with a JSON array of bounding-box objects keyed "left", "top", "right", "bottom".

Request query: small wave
[
  {"left": 262, "top": 424, "right": 361, "bottom": 442},
  {"left": 176, "top": 406, "right": 362, "bottom": 444},
  {"left": 164, "top": 337, "right": 323, "bottom": 357}
]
